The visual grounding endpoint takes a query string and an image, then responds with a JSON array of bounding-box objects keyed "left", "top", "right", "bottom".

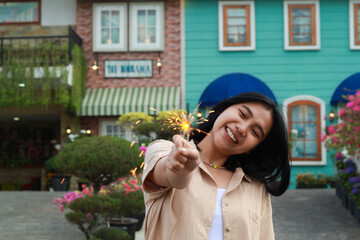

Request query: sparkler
[
  {"left": 164, "top": 104, "right": 210, "bottom": 140},
  {"left": 61, "top": 178, "right": 65, "bottom": 184},
  {"left": 126, "top": 106, "right": 213, "bottom": 177}
]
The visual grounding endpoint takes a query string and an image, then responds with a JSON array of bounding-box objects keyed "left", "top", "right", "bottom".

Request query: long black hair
[{"left": 189, "top": 92, "right": 291, "bottom": 196}]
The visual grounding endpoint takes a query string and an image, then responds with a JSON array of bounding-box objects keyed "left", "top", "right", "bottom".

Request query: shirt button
[
  {"left": 224, "top": 201, "right": 228, "bottom": 206},
  {"left": 226, "top": 227, "right": 231, "bottom": 232}
]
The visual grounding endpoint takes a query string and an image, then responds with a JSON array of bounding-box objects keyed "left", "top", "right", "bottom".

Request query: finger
[
  {"left": 179, "top": 147, "right": 199, "bottom": 161},
  {"left": 181, "top": 139, "right": 196, "bottom": 149},
  {"left": 168, "top": 160, "right": 184, "bottom": 171},
  {"left": 172, "top": 135, "right": 183, "bottom": 149},
  {"left": 172, "top": 146, "right": 187, "bottom": 164}
]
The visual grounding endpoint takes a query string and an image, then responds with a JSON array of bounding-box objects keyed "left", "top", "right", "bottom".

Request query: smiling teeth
[{"left": 226, "top": 127, "right": 237, "bottom": 143}]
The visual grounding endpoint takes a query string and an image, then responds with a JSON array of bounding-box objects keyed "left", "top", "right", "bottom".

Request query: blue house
[{"left": 183, "top": 0, "right": 360, "bottom": 188}]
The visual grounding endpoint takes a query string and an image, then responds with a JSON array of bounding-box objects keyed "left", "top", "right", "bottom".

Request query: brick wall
[
  {"left": 77, "top": 0, "right": 181, "bottom": 133},
  {"left": 81, "top": 116, "right": 100, "bottom": 136},
  {"left": 76, "top": 0, "right": 181, "bottom": 89}
]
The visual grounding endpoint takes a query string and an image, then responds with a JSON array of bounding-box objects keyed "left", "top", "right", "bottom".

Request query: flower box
[
  {"left": 353, "top": 203, "right": 360, "bottom": 223},
  {"left": 335, "top": 181, "right": 341, "bottom": 199},
  {"left": 339, "top": 184, "right": 349, "bottom": 209}
]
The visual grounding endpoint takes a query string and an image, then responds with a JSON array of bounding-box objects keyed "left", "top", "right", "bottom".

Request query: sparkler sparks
[
  {"left": 164, "top": 104, "right": 210, "bottom": 140},
  {"left": 130, "top": 141, "right": 135, "bottom": 148},
  {"left": 61, "top": 178, "right": 65, "bottom": 184},
  {"left": 130, "top": 167, "right": 137, "bottom": 178}
]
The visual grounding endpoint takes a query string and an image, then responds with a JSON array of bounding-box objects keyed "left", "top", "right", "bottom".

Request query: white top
[{"left": 208, "top": 188, "right": 226, "bottom": 240}]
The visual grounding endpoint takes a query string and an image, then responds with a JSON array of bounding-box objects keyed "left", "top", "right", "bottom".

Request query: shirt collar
[{"left": 235, "top": 167, "right": 252, "bottom": 183}]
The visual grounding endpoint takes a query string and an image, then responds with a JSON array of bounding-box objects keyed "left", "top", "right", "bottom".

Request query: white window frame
[
  {"left": 93, "top": 3, "right": 127, "bottom": 52},
  {"left": 350, "top": 0, "right": 360, "bottom": 50},
  {"left": 99, "top": 118, "right": 138, "bottom": 143},
  {"left": 129, "top": 2, "right": 164, "bottom": 51},
  {"left": 283, "top": 95, "right": 326, "bottom": 166},
  {"left": 218, "top": 1, "right": 256, "bottom": 51},
  {"left": 283, "top": 0, "right": 321, "bottom": 51}
]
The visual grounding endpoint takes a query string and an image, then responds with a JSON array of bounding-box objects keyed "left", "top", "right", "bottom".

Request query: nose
[{"left": 235, "top": 123, "right": 247, "bottom": 137}]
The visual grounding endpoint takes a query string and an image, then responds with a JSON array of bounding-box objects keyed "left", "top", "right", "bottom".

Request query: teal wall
[{"left": 185, "top": 0, "right": 360, "bottom": 188}]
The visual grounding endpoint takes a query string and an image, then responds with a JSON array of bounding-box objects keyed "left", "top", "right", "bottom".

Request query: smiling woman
[
  {"left": 207, "top": 102, "right": 273, "bottom": 159},
  {"left": 142, "top": 92, "right": 290, "bottom": 240}
]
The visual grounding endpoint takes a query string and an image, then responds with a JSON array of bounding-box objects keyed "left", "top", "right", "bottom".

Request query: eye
[
  {"left": 252, "top": 129, "right": 259, "bottom": 138},
  {"left": 239, "top": 110, "right": 246, "bottom": 119}
]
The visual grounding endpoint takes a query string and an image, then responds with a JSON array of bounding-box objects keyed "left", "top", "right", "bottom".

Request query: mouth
[{"left": 225, "top": 126, "right": 238, "bottom": 144}]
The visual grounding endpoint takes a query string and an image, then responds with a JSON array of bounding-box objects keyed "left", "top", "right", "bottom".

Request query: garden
[
  {"left": 49, "top": 110, "right": 187, "bottom": 240},
  {"left": 321, "top": 90, "right": 360, "bottom": 223}
]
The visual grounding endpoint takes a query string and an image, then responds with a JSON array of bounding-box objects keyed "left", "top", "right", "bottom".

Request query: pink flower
[
  {"left": 53, "top": 198, "right": 59, "bottom": 205},
  {"left": 85, "top": 213, "right": 93, "bottom": 220},
  {"left": 139, "top": 146, "right": 147, "bottom": 155},
  {"left": 346, "top": 102, "right": 355, "bottom": 108},
  {"left": 320, "top": 133, "right": 328, "bottom": 142},
  {"left": 353, "top": 105, "right": 360, "bottom": 112},
  {"left": 130, "top": 179, "right": 138, "bottom": 185},
  {"left": 59, "top": 204, "right": 64, "bottom": 212},
  {"left": 336, "top": 152, "right": 343, "bottom": 159},
  {"left": 331, "top": 135, "right": 339, "bottom": 144},
  {"left": 348, "top": 95, "right": 355, "bottom": 101},
  {"left": 340, "top": 109, "right": 346, "bottom": 117},
  {"left": 123, "top": 182, "right": 131, "bottom": 191},
  {"left": 328, "top": 125, "right": 336, "bottom": 135}
]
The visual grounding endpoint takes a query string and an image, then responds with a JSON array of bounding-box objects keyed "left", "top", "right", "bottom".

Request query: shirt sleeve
[
  {"left": 141, "top": 139, "right": 174, "bottom": 201},
  {"left": 259, "top": 190, "right": 275, "bottom": 240}
]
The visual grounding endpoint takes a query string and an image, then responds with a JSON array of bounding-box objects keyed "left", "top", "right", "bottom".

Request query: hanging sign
[{"left": 104, "top": 60, "right": 153, "bottom": 78}]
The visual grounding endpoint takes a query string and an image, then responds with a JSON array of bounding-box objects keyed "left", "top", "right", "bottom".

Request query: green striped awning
[{"left": 79, "top": 87, "right": 181, "bottom": 116}]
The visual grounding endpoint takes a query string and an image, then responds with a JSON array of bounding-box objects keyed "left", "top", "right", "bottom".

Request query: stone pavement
[{"left": 0, "top": 189, "right": 359, "bottom": 240}]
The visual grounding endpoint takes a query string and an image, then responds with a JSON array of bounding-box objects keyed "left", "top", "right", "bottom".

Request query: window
[
  {"left": 283, "top": 96, "right": 326, "bottom": 165},
  {"left": 93, "top": 3, "right": 127, "bottom": 52},
  {"left": 219, "top": 1, "right": 255, "bottom": 51},
  {"left": 0, "top": 1, "right": 40, "bottom": 25},
  {"left": 130, "top": 2, "right": 164, "bottom": 51},
  {"left": 350, "top": 1, "right": 360, "bottom": 49},
  {"left": 100, "top": 119, "right": 138, "bottom": 143},
  {"left": 284, "top": 1, "right": 320, "bottom": 50}
]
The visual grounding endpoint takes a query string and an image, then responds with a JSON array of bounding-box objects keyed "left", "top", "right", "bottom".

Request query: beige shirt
[{"left": 142, "top": 140, "right": 275, "bottom": 240}]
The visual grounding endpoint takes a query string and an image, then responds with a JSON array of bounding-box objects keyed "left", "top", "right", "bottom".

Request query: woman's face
[{"left": 209, "top": 101, "right": 273, "bottom": 156}]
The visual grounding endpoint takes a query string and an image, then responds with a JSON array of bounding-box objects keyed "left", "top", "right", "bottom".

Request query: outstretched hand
[{"left": 166, "top": 135, "right": 200, "bottom": 176}]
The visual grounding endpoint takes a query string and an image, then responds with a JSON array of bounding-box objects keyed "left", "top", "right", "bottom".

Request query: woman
[{"left": 142, "top": 92, "right": 290, "bottom": 240}]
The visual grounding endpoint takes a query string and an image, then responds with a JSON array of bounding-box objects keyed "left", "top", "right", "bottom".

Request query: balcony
[
  {"left": 0, "top": 27, "right": 85, "bottom": 111},
  {"left": 0, "top": 27, "right": 82, "bottom": 66}
]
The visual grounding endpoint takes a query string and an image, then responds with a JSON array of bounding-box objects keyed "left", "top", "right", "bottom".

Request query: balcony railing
[{"left": 0, "top": 27, "right": 82, "bottom": 66}]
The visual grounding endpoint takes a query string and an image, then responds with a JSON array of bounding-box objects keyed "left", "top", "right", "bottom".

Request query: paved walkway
[{"left": 0, "top": 189, "right": 359, "bottom": 240}]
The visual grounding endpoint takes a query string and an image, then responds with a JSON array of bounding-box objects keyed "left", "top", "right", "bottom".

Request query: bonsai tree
[
  {"left": 53, "top": 136, "right": 143, "bottom": 239},
  {"left": 53, "top": 136, "right": 143, "bottom": 194}
]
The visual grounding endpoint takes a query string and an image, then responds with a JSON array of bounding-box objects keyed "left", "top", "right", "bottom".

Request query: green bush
[
  {"left": 93, "top": 228, "right": 130, "bottom": 240},
  {"left": 54, "top": 136, "right": 143, "bottom": 194},
  {"left": 44, "top": 156, "right": 58, "bottom": 173},
  {"left": 1, "top": 181, "right": 22, "bottom": 191}
]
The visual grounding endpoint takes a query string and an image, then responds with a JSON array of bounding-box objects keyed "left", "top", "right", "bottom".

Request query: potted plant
[
  {"left": 44, "top": 156, "right": 71, "bottom": 191},
  {"left": 53, "top": 136, "right": 143, "bottom": 239},
  {"left": 295, "top": 172, "right": 329, "bottom": 189},
  {"left": 109, "top": 173, "right": 145, "bottom": 232}
]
